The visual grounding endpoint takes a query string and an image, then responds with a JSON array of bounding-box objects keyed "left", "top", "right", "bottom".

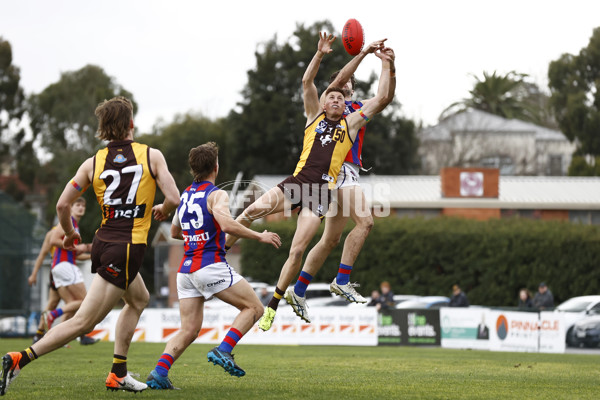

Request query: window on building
[
  {"left": 395, "top": 209, "right": 442, "bottom": 219},
  {"left": 569, "top": 210, "right": 591, "bottom": 224},
  {"left": 549, "top": 155, "right": 563, "bottom": 176},
  {"left": 500, "top": 209, "right": 541, "bottom": 219},
  {"left": 480, "top": 156, "right": 514, "bottom": 175}
]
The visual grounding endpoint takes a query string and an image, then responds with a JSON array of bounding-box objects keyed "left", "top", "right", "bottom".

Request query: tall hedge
[{"left": 241, "top": 217, "right": 600, "bottom": 307}]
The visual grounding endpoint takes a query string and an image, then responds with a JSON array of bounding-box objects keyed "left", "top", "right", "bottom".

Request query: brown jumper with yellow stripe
[
  {"left": 90, "top": 140, "right": 156, "bottom": 289},
  {"left": 277, "top": 113, "right": 353, "bottom": 218}
]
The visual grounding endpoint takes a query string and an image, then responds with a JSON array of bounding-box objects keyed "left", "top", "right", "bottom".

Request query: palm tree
[{"left": 440, "top": 71, "right": 554, "bottom": 126}]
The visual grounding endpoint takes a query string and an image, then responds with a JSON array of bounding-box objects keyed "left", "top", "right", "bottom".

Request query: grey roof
[
  {"left": 245, "top": 174, "right": 600, "bottom": 210},
  {"left": 420, "top": 109, "right": 568, "bottom": 142}
]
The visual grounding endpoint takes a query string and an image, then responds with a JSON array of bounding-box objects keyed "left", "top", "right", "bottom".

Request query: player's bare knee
[
  {"left": 127, "top": 290, "right": 150, "bottom": 313},
  {"left": 181, "top": 327, "right": 199, "bottom": 344},
  {"left": 323, "top": 235, "right": 341, "bottom": 250},
  {"left": 73, "top": 314, "right": 97, "bottom": 333},
  {"left": 288, "top": 246, "right": 305, "bottom": 264},
  {"left": 357, "top": 216, "right": 374, "bottom": 233},
  {"left": 250, "top": 302, "right": 264, "bottom": 321}
]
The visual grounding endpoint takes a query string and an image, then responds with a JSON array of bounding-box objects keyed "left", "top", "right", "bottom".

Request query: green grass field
[{"left": 0, "top": 339, "right": 598, "bottom": 399}]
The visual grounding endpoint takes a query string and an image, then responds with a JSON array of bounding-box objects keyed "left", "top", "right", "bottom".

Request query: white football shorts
[
  {"left": 51, "top": 261, "right": 84, "bottom": 288},
  {"left": 177, "top": 262, "right": 243, "bottom": 300},
  {"left": 335, "top": 162, "right": 361, "bottom": 189}
]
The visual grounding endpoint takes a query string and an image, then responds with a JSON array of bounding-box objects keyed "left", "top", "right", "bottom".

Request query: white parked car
[
  {"left": 395, "top": 296, "right": 450, "bottom": 309},
  {"left": 553, "top": 295, "right": 600, "bottom": 346}
]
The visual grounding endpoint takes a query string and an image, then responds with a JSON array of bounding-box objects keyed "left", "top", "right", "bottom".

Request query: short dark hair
[
  {"left": 189, "top": 142, "right": 219, "bottom": 182},
  {"left": 72, "top": 197, "right": 86, "bottom": 205},
  {"left": 95, "top": 96, "right": 133, "bottom": 141},
  {"left": 329, "top": 70, "right": 356, "bottom": 90},
  {"left": 325, "top": 86, "right": 345, "bottom": 97}
]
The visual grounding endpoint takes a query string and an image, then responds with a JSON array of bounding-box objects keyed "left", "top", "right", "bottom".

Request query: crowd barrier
[
  {"left": 89, "top": 305, "right": 378, "bottom": 346},
  {"left": 439, "top": 308, "right": 565, "bottom": 353},
  {"left": 377, "top": 307, "right": 566, "bottom": 353},
  {"left": 89, "top": 306, "right": 566, "bottom": 353}
]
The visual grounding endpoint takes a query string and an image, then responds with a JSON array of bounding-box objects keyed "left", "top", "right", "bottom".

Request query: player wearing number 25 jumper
[
  {"left": 0, "top": 96, "right": 180, "bottom": 396},
  {"left": 145, "top": 143, "right": 281, "bottom": 389}
]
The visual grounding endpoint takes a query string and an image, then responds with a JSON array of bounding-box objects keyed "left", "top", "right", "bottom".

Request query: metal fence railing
[{"left": 0, "top": 192, "right": 40, "bottom": 337}]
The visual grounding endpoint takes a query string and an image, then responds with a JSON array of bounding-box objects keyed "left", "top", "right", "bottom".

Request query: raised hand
[
  {"left": 363, "top": 39, "right": 387, "bottom": 55},
  {"left": 375, "top": 46, "right": 395, "bottom": 62},
  {"left": 318, "top": 31, "right": 336, "bottom": 54}
]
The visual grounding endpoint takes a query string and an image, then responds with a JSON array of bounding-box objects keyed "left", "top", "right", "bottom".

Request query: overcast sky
[{"left": 2, "top": 0, "right": 599, "bottom": 133}]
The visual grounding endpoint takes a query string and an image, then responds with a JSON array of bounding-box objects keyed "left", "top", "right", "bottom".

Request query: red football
[{"left": 342, "top": 19, "right": 364, "bottom": 56}]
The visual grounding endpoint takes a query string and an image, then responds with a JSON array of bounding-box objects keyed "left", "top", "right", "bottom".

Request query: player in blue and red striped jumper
[
  {"left": 40, "top": 198, "right": 98, "bottom": 345},
  {"left": 146, "top": 142, "right": 280, "bottom": 389}
]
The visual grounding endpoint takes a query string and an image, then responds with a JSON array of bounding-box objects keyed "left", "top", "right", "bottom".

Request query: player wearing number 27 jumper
[{"left": 0, "top": 96, "right": 180, "bottom": 396}]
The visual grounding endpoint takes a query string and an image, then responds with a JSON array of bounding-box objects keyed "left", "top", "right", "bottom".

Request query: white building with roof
[
  {"left": 418, "top": 109, "right": 577, "bottom": 176},
  {"left": 238, "top": 173, "right": 600, "bottom": 225}
]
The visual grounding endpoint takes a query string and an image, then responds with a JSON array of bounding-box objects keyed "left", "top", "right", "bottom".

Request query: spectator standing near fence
[
  {"left": 377, "top": 281, "right": 395, "bottom": 311},
  {"left": 533, "top": 282, "right": 554, "bottom": 310},
  {"left": 449, "top": 284, "right": 469, "bottom": 307},
  {"left": 518, "top": 288, "right": 533, "bottom": 309}
]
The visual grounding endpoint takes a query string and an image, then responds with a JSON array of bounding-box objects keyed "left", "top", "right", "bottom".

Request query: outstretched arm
[
  {"left": 374, "top": 47, "right": 396, "bottom": 105},
  {"left": 346, "top": 47, "right": 396, "bottom": 138},
  {"left": 303, "top": 32, "right": 336, "bottom": 122},
  {"left": 326, "top": 39, "right": 387, "bottom": 92},
  {"left": 28, "top": 229, "right": 54, "bottom": 286}
]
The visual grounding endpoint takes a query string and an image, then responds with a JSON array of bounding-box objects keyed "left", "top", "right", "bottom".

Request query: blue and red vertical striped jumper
[
  {"left": 51, "top": 216, "right": 80, "bottom": 268},
  {"left": 343, "top": 100, "right": 366, "bottom": 167},
  {"left": 177, "top": 181, "right": 226, "bottom": 273}
]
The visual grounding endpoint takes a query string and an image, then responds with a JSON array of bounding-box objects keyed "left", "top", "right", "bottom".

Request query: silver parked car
[
  {"left": 571, "top": 315, "right": 600, "bottom": 348},
  {"left": 553, "top": 295, "right": 600, "bottom": 346}
]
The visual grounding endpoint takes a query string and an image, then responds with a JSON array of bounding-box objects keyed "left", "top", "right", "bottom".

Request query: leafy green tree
[
  {"left": 29, "top": 64, "right": 136, "bottom": 155},
  {"left": 138, "top": 112, "right": 233, "bottom": 192},
  {"left": 440, "top": 71, "right": 554, "bottom": 127},
  {"left": 0, "top": 37, "right": 32, "bottom": 194},
  {"left": 28, "top": 65, "right": 136, "bottom": 236},
  {"left": 548, "top": 27, "right": 600, "bottom": 166},
  {"left": 0, "top": 37, "right": 25, "bottom": 144},
  {"left": 567, "top": 155, "right": 600, "bottom": 176},
  {"left": 228, "top": 20, "right": 417, "bottom": 178}
]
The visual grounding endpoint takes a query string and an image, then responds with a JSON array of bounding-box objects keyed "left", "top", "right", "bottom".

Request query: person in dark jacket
[
  {"left": 377, "top": 281, "right": 395, "bottom": 311},
  {"left": 518, "top": 288, "right": 533, "bottom": 309},
  {"left": 533, "top": 282, "right": 554, "bottom": 310},
  {"left": 449, "top": 284, "right": 469, "bottom": 307}
]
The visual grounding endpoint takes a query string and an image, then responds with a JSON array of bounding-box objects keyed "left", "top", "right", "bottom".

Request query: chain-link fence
[{"left": 0, "top": 192, "right": 39, "bottom": 336}]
